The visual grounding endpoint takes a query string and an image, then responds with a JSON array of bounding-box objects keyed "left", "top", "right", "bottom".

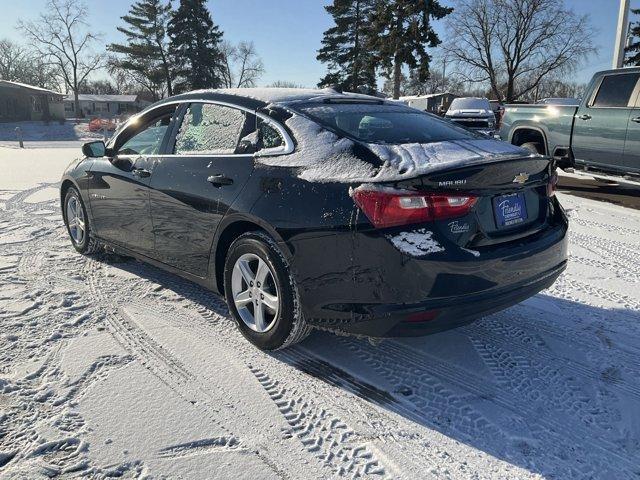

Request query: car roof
[
  {"left": 152, "top": 88, "right": 385, "bottom": 111},
  {"left": 595, "top": 66, "right": 640, "bottom": 76}
]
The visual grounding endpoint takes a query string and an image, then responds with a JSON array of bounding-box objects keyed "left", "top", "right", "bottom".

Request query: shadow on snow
[{"left": 93, "top": 253, "right": 640, "bottom": 479}]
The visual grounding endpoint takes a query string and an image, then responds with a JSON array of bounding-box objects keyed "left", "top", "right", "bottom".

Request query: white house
[{"left": 0, "top": 80, "right": 64, "bottom": 122}]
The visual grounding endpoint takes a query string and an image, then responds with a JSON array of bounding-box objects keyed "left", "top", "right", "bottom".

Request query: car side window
[
  {"left": 259, "top": 119, "right": 284, "bottom": 149},
  {"left": 592, "top": 73, "right": 640, "bottom": 108},
  {"left": 239, "top": 118, "right": 285, "bottom": 152},
  {"left": 118, "top": 114, "right": 174, "bottom": 155},
  {"left": 175, "top": 103, "right": 245, "bottom": 154}
]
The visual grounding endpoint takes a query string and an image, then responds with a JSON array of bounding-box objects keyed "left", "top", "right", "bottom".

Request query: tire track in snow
[
  {"left": 181, "top": 300, "right": 502, "bottom": 479},
  {"left": 464, "top": 322, "right": 640, "bottom": 402},
  {"left": 4, "top": 182, "right": 59, "bottom": 212},
  {"left": 250, "top": 366, "right": 387, "bottom": 479},
  {"left": 333, "top": 337, "right": 518, "bottom": 454},
  {"left": 340, "top": 336, "right": 639, "bottom": 476},
  {"left": 465, "top": 333, "right": 623, "bottom": 435},
  {"left": 550, "top": 274, "right": 640, "bottom": 313},
  {"left": 570, "top": 254, "right": 640, "bottom": 283},
  {"left": 570, "top": 216, "right": 640, "bottom": 238},
  {"left": 83, "top": 261, "right": 336, "bottom": 480},
  {"left": 480, "top": 310, "right": 640, "bottom": 380},
  {"left": 569, "top": 231, "right": 640, "bottom": 271},
  {"left": 137, "top": 298, "right": 399, "bottom": 479},
  {"left": 80, "top": 253, "right": 634, "bottom": 478}
]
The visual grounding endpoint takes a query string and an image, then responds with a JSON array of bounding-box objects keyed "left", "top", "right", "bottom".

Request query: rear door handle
[
  {"left": 132, "top": 168, "right": 151, "bottom": 178},
  {"left": 207, "top": 174, "right": 234, "bottom": 187},
  {"left": 578, "top": 114, "right": 591, "bottom": 120},
  {"left": 632, "top": 117, "right": 640, "bottom": 123}
]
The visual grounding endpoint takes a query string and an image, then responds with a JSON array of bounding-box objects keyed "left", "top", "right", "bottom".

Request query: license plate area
[{"left": 493, "top": 192, "right": 528, "bottom": 228}]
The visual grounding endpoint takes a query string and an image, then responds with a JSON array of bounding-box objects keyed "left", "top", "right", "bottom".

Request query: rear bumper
[
  {"left": 290, "top": 206, "right": 568, "bottom": 337},
  {"left": 335, "top": 260, "right": 566, "bottom": 337}
]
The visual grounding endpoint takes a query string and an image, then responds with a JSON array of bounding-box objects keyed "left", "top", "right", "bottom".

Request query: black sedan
[{"left": 60, "top": 88, "right": 568, "bottom": 350}]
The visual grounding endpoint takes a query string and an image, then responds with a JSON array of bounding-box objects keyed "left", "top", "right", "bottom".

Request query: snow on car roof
[{"left": 188, "top": 87, "right": 381, "bottom": 104}]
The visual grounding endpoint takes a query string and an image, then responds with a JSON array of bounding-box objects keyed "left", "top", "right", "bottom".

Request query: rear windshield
[{"left": 293, "top": 102, "right": 477, "bottom": 144}]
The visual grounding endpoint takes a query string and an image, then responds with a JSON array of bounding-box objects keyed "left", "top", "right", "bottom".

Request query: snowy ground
[
  {"left": 0, "top": 122, "right": 105, "bottom": 149},
  {"left": 0, "top": 147, "right": 639, "bottom": 479}
]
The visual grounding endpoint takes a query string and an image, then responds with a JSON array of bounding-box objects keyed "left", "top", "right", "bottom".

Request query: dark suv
[{"left": 61, "top": 88, "right": 568, "bottom": 350}]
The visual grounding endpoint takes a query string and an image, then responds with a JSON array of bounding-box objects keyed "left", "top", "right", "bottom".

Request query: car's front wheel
[
  {"left": 224, "top": 232, "right": 311, "bottom": 350},
  {"left": 63, "top": 187, "right": 101, "bottom": 254}
]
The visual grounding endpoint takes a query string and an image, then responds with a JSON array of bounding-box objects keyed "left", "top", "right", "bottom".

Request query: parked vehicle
[
  {"left": 500, "top": 68, "right": 640, "bottom": 180},
  {"left": 61, "top": 88, "right": 567, "bottom": 350},
  {"left": 399, "top": 92, "right": 457, "bottom": 115},
  {"left": 489, "top": 100, "right": 505, "bottom": 128},
  {"left": 445, "top": 97, "right": 497, "bottom": 136}
]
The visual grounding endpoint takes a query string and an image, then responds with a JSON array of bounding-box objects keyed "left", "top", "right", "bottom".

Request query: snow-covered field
[
  {"left": 0, "top": 122, "right": 104, "bottom": 149},
  {"left": 1, "top": 147, "right": 639, "bottom": 479}
]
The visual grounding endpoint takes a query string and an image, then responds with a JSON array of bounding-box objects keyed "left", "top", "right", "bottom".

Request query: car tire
[
  {"left": 520, "top": 142, "right": 544, "bottom": 155},
  {"left": 63, "top": 187, "right": 102, "bottom": 255},
  {"left": 224, "top": 231, "right": 312, "bottom": 350}
]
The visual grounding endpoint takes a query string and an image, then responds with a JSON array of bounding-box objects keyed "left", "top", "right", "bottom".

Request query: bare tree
[
  {"left": 523, "top": 78, "right": 587, "bottom": 102},
  {"left": 220, "top": 41, "right": 264, "bottom": 88},
  {"left": 0, "top": 40, "right": 27, "bottom": 81},
  {"left": 444, "top": 0, "right": 595, "bottom": 102},
  {"left": 0, "top": 39, "right": 60, "bottom": 90},
  {"left": 18, "top": 0, "right": 105, "bottom": 116},
  {"left": 268, "top": 80, "right": 306, "bottom": 88}
]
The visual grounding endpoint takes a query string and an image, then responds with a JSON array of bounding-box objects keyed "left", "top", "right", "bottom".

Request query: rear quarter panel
[
  {"left": 226, "top": 163, "right": 360, "bottom": 322},
  {"left": 500, "top": 105, "right": 577, "bottom": 155}
]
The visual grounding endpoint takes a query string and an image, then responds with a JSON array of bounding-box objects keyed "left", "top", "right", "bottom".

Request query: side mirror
[
  {"left": 236, "top": 139, "right": 257, "bottom": 154},
  {"left": 82, "top": 140, "right": 106, "bottom": 158}
]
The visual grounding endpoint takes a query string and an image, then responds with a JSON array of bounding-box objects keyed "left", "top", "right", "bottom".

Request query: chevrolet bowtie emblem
[{"left": 513, "top": 172, "right": 529, "bottom": 184}]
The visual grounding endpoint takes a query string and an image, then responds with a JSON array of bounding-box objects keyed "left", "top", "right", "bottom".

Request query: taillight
[
  {"left": 547, "top": 171, "right": 558, "bottom": 197},
  {"left": 352, "top": 188, "right": 477, "bottom": 228}
]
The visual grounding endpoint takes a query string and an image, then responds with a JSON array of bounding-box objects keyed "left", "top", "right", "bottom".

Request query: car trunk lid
[{"left": 356, "top": 154, "right": 554, "bottom": 248}]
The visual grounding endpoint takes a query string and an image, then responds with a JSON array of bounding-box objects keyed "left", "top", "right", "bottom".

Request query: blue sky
[{"left": 0, "top": 0, "right": 631, "bottom": 88}]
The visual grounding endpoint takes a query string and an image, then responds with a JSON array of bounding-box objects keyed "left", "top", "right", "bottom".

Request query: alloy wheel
[
  {"left": 231, "top": 253, "right": 280, "bottom": 333},
  {"left": 66, "top": 194, "right": 85, "bottom": 245}
]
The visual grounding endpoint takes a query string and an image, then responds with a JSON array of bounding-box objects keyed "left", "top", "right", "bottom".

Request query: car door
[
  {"left": 572, "top": 71, "right": 640, "bottom": 171},
  {"left": 621, "top": 83, "right": 640, "bottom": 174},
  {"left": 148, "top": 101, "right": 257, "bottom": 277},
  {"left": 88, "top": 105, "right": 177, "bottom": 257}
]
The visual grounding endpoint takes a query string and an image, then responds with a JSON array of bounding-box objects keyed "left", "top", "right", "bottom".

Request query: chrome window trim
[
  {"left": 111, "top": 99, "right": 295, "bottom": 157},
  {"left": 115, "top": 153, "right": 255, "bottom": 160}
]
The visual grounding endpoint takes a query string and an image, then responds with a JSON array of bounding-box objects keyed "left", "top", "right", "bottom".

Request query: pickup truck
[
  {"left": 445, "top": 97, "right": 497, "bottom": 136},
  {"left": 500, "top": 68, "right": 640, "bottom": 182}
]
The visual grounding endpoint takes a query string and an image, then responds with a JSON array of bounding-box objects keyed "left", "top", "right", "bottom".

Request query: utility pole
[
  {"left": 442, "top": 58, "right": 446, "bottom": 92},
  {"left": 613, "top": 0, "right": 630, "bottom": 68}
]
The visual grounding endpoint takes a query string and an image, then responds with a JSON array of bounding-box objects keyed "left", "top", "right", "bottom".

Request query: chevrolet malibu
[{"left": 60, "top": 88, "right": 568, "bottom": 350}]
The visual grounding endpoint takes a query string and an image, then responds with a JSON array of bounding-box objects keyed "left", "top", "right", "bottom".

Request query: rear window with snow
[
  {"left": 294, "top": 102, "right": 476, "bottom": 144},
  {"left": 175, "top": 103, "right": 245, "bottom": 154}
]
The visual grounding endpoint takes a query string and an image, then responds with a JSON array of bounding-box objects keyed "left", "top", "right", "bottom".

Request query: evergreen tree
[
  {"left": 317, "top": 0, "right": 377, "bottom": 94},
  {"left": 625, "top": 9, "right": 640, "bottom": 66},
  {"left": 369, "top": 0, "right": 452, "bottom": 99},
  {"left": 109, "top": 0, "right": 173, "bottom": 99},
  {"left": 168, "top": 0, "right": 224, "bottom": 93}
]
